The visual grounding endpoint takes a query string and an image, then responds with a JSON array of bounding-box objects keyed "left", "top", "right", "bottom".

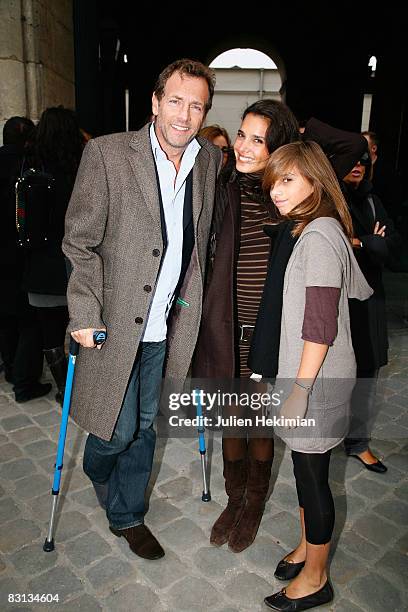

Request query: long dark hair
[
  {"left": 32, "top": 107, "right": 83, "bottom": 177},
  {"left": 238, "top": 99, "right": 299, "bottom": 205},
  {"left": 3, "top": 116, "right": 35, "bottom": 148},
  {"left": 243, "top": 99, "right": 299, "bottom": 153}
]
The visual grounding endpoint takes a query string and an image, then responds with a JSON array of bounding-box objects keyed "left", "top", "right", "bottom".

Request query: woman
[
  {"left": 22, "top": 107, "right": 83, "bottom": 403},
  {"left": 199, "top": 124, "right": 231, "bottom": 168},
  {"left": 0, "top": 117, "right": 52, "bottom": 403},
  {"left": 342, "top": 153, "right": 401, "bottom": 472},
  {"left": 193, "top": 100, "right": 299, "bottom": 552},
  {"left": 260, "top": 141, "right": 372, "bottom": 611}
]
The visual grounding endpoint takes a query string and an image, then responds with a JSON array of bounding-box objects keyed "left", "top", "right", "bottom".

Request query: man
[
  {"left": 362, "top": 130, "right": 403, "bottom": 224},
  {"left": 0, "top": 117, "right": 52, "bottom": 402},
  {"left": 62, "top": 59, "right": 221, "bottom": 560},
  {"left": 362, "top": 130, "right": 378, "bottom": 165}
]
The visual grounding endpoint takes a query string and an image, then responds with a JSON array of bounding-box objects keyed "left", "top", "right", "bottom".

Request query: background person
[
  {"left": 361, "top": 130, "right": 403, "bottom": 226},
  {"left": 342, "top": 151, "right": 402, "bottom": 472},
  {"left": 0, "top": 116, "right": 52, "bottom": 402},
  {"left": 22, "top": 107, "right": 84, "bottom": 404},
  {"left": 199, "top": 124, "right": 231, "bottom": 167}
]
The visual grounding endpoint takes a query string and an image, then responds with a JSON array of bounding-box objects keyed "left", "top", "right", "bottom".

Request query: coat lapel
[
  {"left": 192, "top": 146, "right": 209, "bottom": 233},
  {"left": 127, "top": 125, "right": 162, "bottom": 231}
]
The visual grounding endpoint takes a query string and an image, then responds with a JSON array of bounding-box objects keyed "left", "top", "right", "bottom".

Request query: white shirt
[{"left": 142, "top": 123, "right": 200, "bottom": 342}]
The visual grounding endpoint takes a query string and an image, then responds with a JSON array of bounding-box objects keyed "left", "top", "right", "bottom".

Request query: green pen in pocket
[{"left": 177, "top": 297, "right": 190, "bottom": 308}]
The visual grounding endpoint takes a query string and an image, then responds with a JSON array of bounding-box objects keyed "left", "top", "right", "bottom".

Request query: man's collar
[{"left": 149, "top": 122, "right": 200, "bottom": 162}]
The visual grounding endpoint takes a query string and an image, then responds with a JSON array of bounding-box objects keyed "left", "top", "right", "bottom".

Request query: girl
[{"left": 261, "top": 141, "right": 372, "bottom": 611}]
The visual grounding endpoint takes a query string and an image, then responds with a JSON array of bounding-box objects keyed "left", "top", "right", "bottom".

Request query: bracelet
[{"left": 294, "top": 380, "right": 313, "bottom": 393}]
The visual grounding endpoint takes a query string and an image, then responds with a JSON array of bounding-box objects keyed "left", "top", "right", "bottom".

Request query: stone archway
[{"left": 204, "top": 45, "right": 286, "bottom": 142}]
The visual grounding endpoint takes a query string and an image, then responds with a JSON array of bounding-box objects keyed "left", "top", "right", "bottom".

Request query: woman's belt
[{"left": 239, "top": 323, "right": 255, "bottom": 344}]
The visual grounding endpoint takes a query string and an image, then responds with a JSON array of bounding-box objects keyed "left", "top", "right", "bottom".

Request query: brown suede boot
[
  {"left": 210, "top": 458, "right": 247, "bottom": 546},
  {"left": 228, "top": 456, "right": 272, "bottom": 553}
]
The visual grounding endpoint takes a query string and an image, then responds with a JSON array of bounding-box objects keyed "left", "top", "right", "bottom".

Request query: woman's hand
[
  {"left": 373, "top": 221, "right": 386, "bottom": 237},
  {"left": 353, "top": 222, "right": 386, "bottom": 249}
]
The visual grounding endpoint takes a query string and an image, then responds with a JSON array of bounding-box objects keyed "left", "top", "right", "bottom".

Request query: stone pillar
[
  {"left": 0, "top": 0, "right": 75, "bottom": 144},
  {"left": 0, "top": 0, "right": 27, "bottom": 140}
]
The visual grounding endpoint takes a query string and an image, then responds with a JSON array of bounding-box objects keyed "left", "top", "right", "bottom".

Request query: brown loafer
[{"left": 110, "top": 524, "right": 165, "bottom": 560}]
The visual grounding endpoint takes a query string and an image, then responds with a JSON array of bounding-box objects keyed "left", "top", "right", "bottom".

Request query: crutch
[
  {"left": 193, "top": 389, "right": 211, "bottom": 502},
  {"left": 43, "top": 330, "right": 107, "bottom": 552}
]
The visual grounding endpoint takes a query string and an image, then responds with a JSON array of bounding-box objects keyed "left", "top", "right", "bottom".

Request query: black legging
[
  {"left": 292, "top": 449, "right": 334, "bottom": 545},
  {"left": 35, "top": 306, "right": 69, "bottom": 350}
]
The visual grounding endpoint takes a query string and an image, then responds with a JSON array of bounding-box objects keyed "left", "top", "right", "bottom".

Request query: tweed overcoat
[{"left": 62, "top": 125, "right": 220, "bottom": 440}]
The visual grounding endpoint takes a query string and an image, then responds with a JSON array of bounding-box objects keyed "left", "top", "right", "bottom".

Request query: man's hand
[
  {"left": 71, "top": 328, "right": 107, "bottom": 350},
  {"left": 280, "top": 383, "right": 310, "bottom": 429}
]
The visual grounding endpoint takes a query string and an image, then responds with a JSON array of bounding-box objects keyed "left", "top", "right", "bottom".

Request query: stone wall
[{"left": 0, "top": 0, "right": 74, "bottom": 144}]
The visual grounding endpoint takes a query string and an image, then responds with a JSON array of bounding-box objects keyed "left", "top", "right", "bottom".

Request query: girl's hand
[{"left": 279, "top": 383, "right": 310, "bottom": 428}]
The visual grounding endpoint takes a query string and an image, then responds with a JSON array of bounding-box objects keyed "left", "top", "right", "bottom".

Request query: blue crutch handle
[
  {"left": 93, "top": 330, "right": 107, "bottom": 345},
  {"left": 69, "top": 329, "right": 107, "bottom": 355}
]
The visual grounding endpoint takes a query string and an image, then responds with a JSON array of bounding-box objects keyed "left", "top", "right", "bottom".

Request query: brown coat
[
  {"left": 62, "top": 126, "right": 220, "bottom": 440},
  {"left": 193, "top": 174, "right": 241, "bottom": 378}
]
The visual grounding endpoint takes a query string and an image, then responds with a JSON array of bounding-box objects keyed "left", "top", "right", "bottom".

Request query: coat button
[
  {"left": 143, "top": 285, "right": 152, "bottom": 292},
  {"left": 135, "top": 317, "right": 143, "bottom": 324},
  {"left": 152, "top": 248, "right": 160, "bottom": 257}
]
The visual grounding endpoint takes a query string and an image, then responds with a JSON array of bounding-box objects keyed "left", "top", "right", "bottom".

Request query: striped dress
[{"left": 236, "top": 191, "right": 271, "bottom": 377}]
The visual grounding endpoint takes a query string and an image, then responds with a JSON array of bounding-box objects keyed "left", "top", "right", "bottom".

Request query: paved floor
[{"left": 1, "top": 273, "right": 407, "bottom": 611}]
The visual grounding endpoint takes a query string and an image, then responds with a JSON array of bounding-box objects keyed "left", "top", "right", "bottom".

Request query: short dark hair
[
  {"left": 153, "top": 58, "right": 216, "bottom": 114},
  {"left": 3, "top": 116, "right": 35, "bottom": 146},
  {"left": 362, "top": 130, "right": 379, "bottom": 147},
  {"left": 242, "top": 100, "right": 299, "bottom": 154}
]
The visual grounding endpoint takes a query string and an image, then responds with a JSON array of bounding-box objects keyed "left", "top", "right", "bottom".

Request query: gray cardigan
[{"left": 274, "top": 217, "right": 373, "bottom": 453}]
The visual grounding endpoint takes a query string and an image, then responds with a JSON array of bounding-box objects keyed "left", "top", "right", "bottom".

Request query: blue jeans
[{"left": 83, "top": 340, "right": 166, "bottom": 529}]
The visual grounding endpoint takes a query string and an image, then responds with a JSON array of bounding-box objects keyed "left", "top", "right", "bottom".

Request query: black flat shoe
[
  {"left": 274, "top": 557, "right": 305, "bottom": 581},
  {"left": 264, "top": 580, "right": 334, "bottom": 611},
  {"left": 350, "top": 454, "right": 387, "bottom": 473}
]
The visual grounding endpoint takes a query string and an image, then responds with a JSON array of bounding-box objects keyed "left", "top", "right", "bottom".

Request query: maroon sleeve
[{"left": 302, "top": 286, "right": 341, "bottom": 346}]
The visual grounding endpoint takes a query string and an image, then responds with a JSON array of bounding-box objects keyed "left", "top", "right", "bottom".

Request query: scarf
[{"left": 247, "top": 220, "right": 297, "bottom": 377}]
